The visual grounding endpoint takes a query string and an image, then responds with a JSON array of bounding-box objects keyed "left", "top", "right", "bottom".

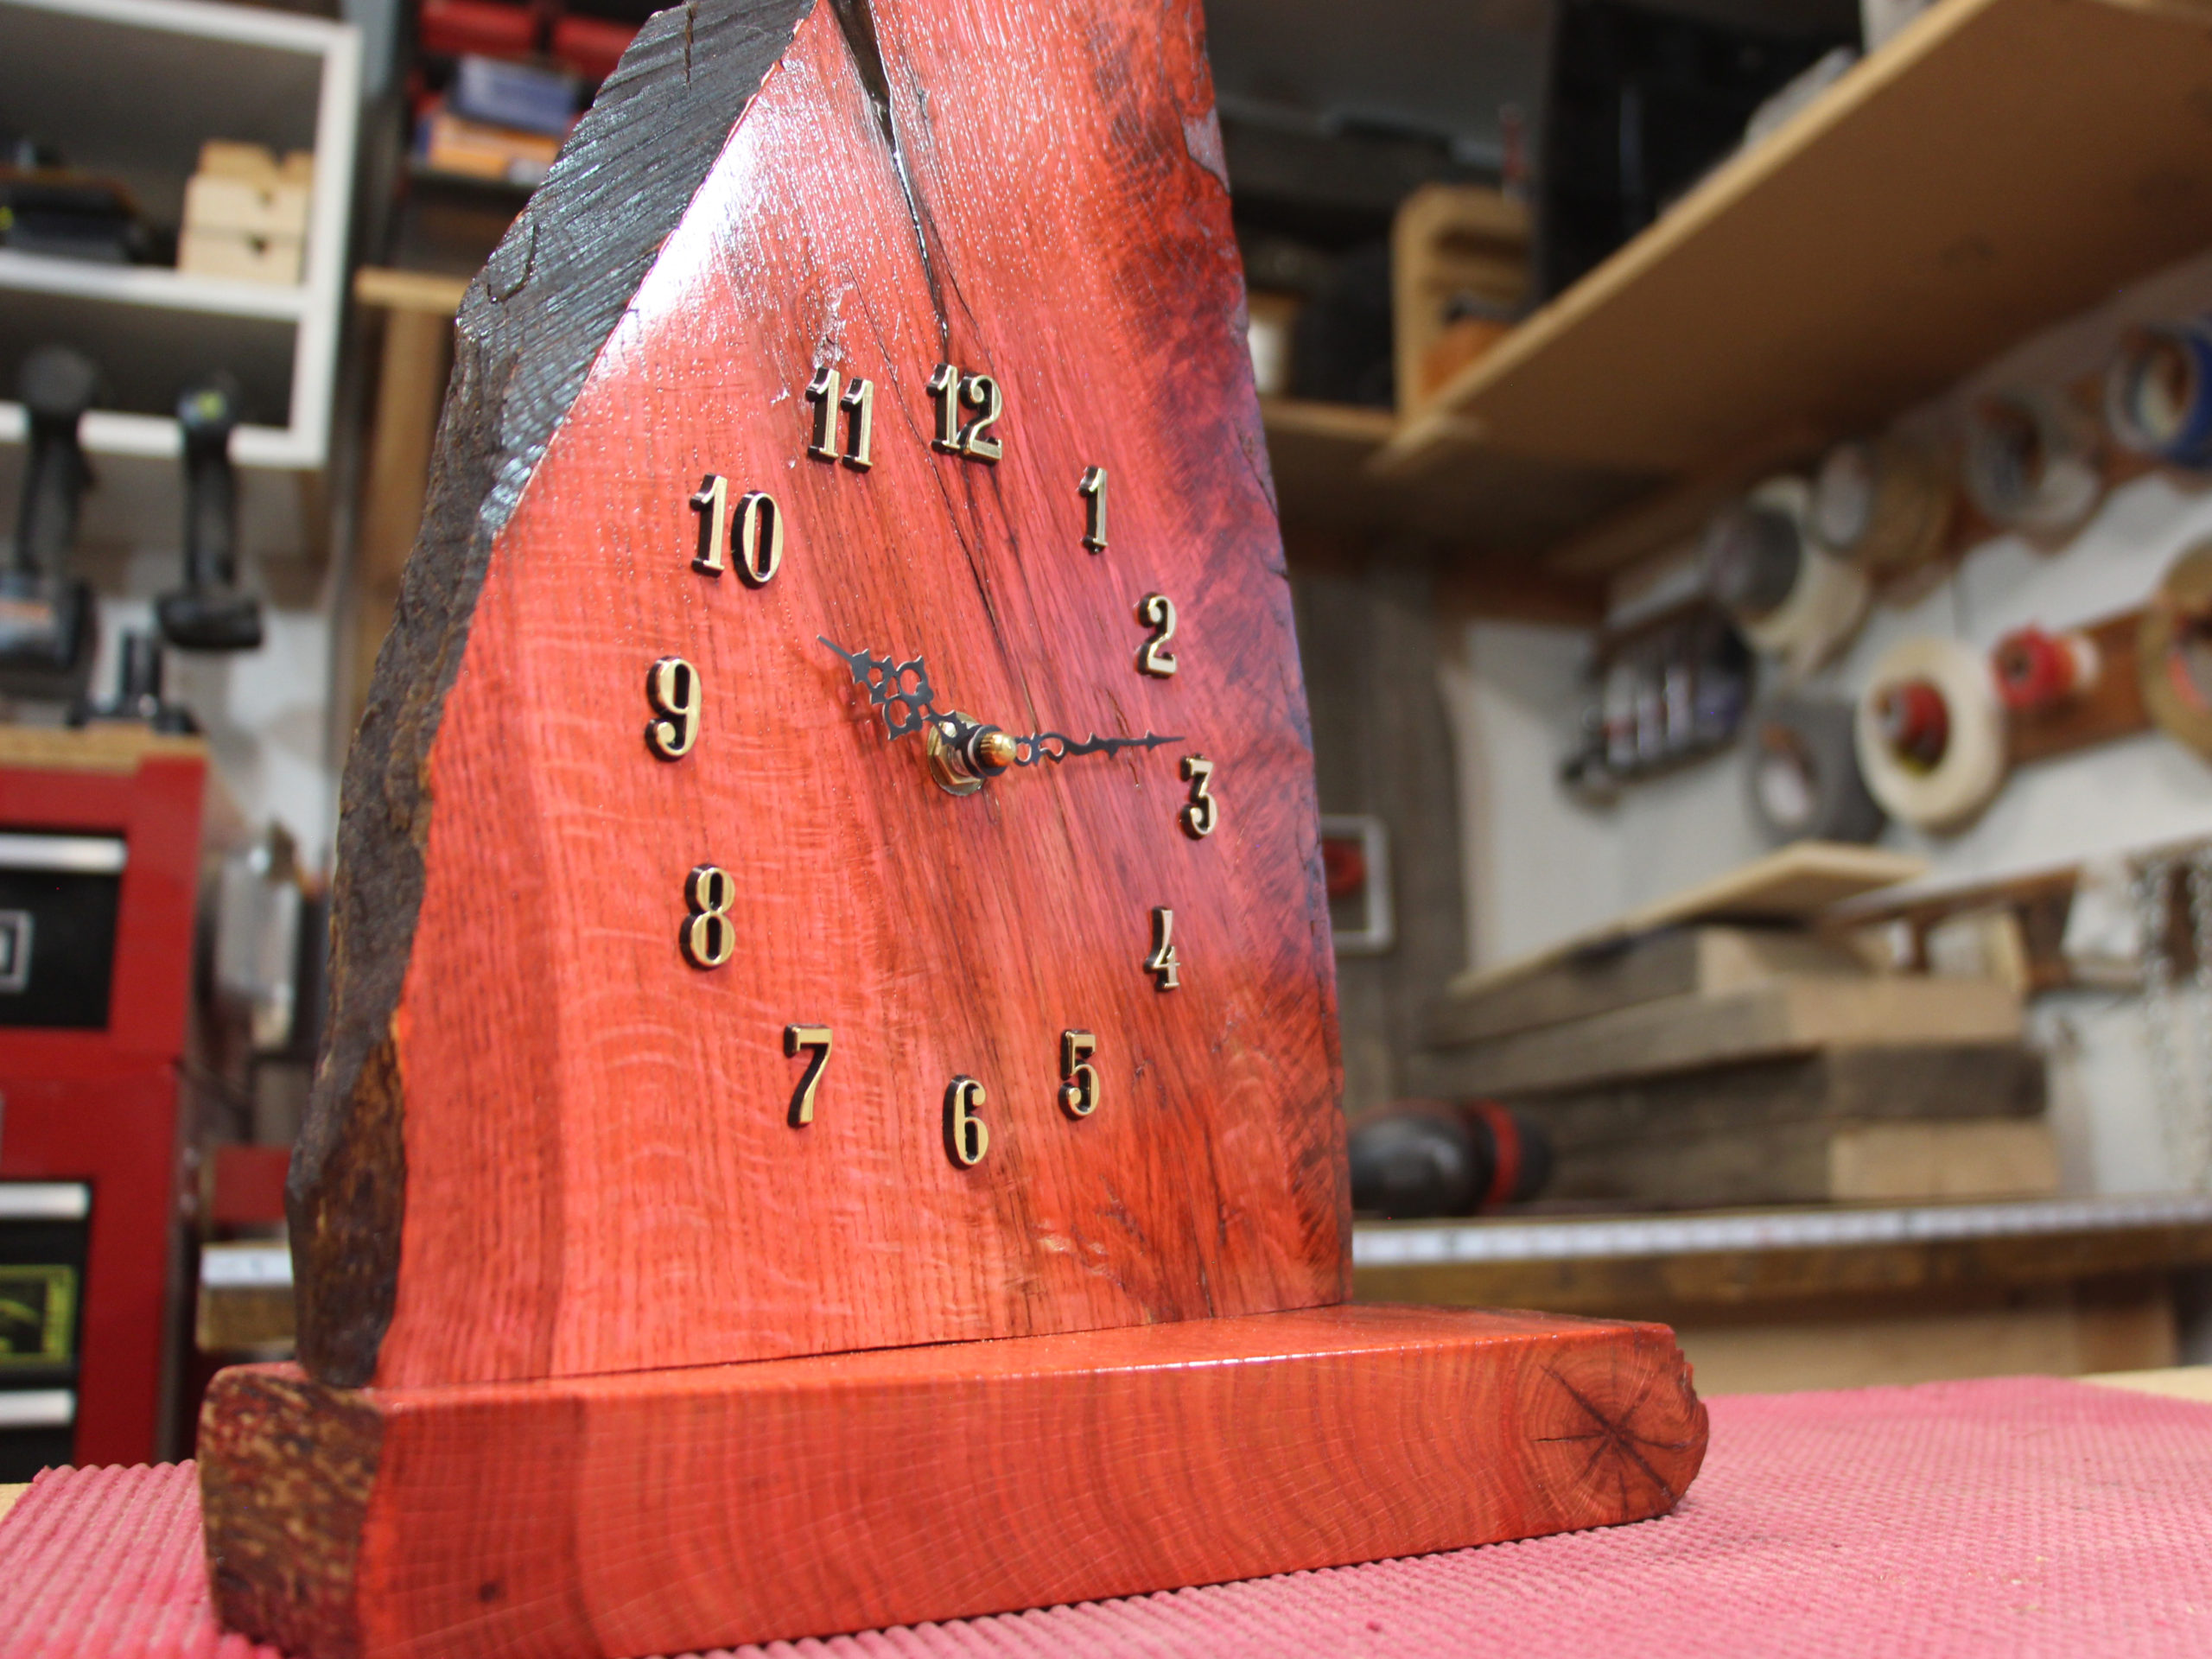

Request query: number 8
[{"left": 681, "top": 865, "right": 736, "bottom": 969}]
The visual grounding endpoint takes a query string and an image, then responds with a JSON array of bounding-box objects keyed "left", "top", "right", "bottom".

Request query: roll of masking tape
[
  {"left": 1744, "top": 691, "right": 1887, "bottom": 845},
  {"left": 1854, "top": 635, "right": 2008, "bottom": 831},
  {"left": 1809, "top": 435, "right": 1953, "bottom": 576},
  {"left": 1962, "top": 390, "right": 2102, "bottom": 536},
  {"left": 1704, "top": 476, "right": 1870, "bottom": 678},
  {"left": 2106, "top": 319, "right": 2212, "bottom": 468},
  {"left": 2139, "top": 541, "right": 2212, "bottom": 760},
  {"left": 1992, "top": 625, "right": 2101, "bottom": 715}
]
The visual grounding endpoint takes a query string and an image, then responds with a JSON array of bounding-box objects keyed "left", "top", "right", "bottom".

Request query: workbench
[{"left": 4, "top": 1364, "right": 2211, "bottom": 1656}]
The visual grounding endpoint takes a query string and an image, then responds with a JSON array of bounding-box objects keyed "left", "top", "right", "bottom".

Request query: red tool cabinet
[{"left": 0, "top": 728, "right": 204, "bottom": 1471}]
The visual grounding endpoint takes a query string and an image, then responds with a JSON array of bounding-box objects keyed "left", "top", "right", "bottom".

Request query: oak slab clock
[{"left": 196, "top": 2, "right": 1707, "bottom": 1652}]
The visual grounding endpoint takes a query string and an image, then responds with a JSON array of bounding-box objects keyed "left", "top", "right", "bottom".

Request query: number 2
[
  {"left": 784, "top": 1025, "right": 832, "bottom": 1126},
  {"left": 1137, "top": 594, "right": 1178, "bottom": 677}
]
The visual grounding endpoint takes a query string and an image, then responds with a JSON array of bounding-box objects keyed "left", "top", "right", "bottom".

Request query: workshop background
[{"left": 8, "top": 0, "right": 2212, "bottom": 1471}]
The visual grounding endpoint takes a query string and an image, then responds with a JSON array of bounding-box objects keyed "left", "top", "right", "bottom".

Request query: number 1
[{"left": 1080, "top": 467, "right": 1108, "bottom": 552}]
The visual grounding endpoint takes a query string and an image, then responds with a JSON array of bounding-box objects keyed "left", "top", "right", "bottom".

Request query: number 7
[{"left": 784, "top": 1025, "right": 833, "bottom": 1127}]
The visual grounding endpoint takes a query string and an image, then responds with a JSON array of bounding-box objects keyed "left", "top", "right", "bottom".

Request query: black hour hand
[{"left": 819, "top": 636, "right": 939, "bottom": 740}]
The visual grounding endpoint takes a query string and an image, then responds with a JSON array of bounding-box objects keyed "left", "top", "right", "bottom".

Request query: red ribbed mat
[{"left": 7, "top": 1376, "right": 2212, "bottom": 1657}]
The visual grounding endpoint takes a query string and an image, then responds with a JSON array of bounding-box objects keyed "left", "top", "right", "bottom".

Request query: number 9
[{"left": 645, "top": 657, "right": 699, "bottom": 760}]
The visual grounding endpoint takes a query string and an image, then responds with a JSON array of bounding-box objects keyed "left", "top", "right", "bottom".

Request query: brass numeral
[
  {"left": 944, "top": 1075, "right": 989, "bottom": 1166},
  {"left": 681, "top": 865, "right": 736, "bottom": 969},
  {"left": 1079, "top": 466, "right": 1108, "bottom": 551},
  {"left": 804, "top": 368, "right": 874, "bottom": 469},
  {"left": 784, "top": 1024, "right": 833, "bottom": 1126},
  {"left": 1137, "top": 594, "right": 1179, "bottom": 677},
  {"left": 735, "top": 490, "right": 784, "bottom": 586},
  {"left": 1145, "top": 906, "right": 1181, "bottom": 990},
  {"left": 1059, "top": 1030, "right": 1100, "bottom": 1118},
  {"left": 645, "top": 657, "right": 700, "bottom": 760},
  {"left": 959, "top": 373, "right": 1004, "bottom": 461},
  {"left": 927, "top": 362, "right": 1004, "bottom": 461},
  {"left": 690, "top": 474, "right": 728, "bottom": 575},
  {"left": 926, "top": 362, "right": 961, "bottom": 450},
  {"left": 839, "top": 376, "right": 874, "bottom": 469},
  {"left": 1179, "top": 754, "right": 1216, "bottom": 838}
]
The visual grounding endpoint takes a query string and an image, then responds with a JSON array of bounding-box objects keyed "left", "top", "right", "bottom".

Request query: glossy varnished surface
[
  {"left": 299, "top": 0, "right": 1344, "bottom": 1388},
  {"left": 200, "top": 1305, "right": 1708, "bottom": 1657}
]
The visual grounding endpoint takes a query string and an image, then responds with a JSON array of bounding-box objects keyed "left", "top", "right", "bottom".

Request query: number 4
[{"left": 1145, "top": 907, "right": 1181, "bottom": 991}]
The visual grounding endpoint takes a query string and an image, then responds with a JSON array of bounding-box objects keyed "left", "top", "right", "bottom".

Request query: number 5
[{"left": 1059, "top": 1030, "right": 1100, "bottom": 1118}]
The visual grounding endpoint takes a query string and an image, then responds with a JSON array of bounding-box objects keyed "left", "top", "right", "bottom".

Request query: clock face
[{"left": 314, "top": 0, "right": 1344, "bottom": 1389}]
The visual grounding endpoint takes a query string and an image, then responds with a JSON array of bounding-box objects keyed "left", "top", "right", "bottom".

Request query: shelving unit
[
  {"left": 1294, "top": 0, "right": 2212, "bottom": 584},
  {"left": 0, "top": 0, "right": 360, "bottom": 476}
]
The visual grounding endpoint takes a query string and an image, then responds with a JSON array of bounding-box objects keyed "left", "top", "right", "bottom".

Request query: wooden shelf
[
  {"left": 0, "top": 0, "right": 359, "bottom": 473},
  {"left": 1348, "top": 0, "right": 2212, "bottom": 578}
]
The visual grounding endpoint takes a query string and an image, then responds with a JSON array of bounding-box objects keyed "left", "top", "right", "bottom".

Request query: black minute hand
[{"left": 1005, "top": 730, "right": 1182, "bottom": 766}]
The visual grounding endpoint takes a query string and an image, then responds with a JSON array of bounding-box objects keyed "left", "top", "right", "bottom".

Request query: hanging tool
[
  {"left": 67, "top": 629, "right": 196, "bottom": 734},
  {"left": 0, "top": 345, "right": 99, "bottom": 701},
  {"left": 156, "top": 375, "right": 262, "bottom": 652}
]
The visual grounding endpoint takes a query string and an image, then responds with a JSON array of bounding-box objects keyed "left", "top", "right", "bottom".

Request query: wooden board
[
  {"left": 197, "top": 1305, "right": 1707, "bottom": 1659},
  {"left": 1541, "top": 1117, "right": 2059, "bottom": 1209},
  {"left": 1502, "top": 1042, "right": 2046, "bottom": 1142},
  {"left": 1446, "top": 843, "right": 1927, "bottom": 1001},
  {"left": 1431, "top": 925, "right": 1864, "bottom": 1047},
  {"left": 1352, "top": 1202, "right": 2212, "bottom": 1320},
  {"left": 1412, "top": 975, "right": 2021, "bottom": 1098},
  {"left": 1380, "top": 0, "right": 2212, "bottom": 480},
  {"left": 293, "top": 0, "right": 1350, "bottom": 1392}
]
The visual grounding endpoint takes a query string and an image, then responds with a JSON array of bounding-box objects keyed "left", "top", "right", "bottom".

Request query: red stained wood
[
  {"left": 308, "top": 0, "right": 1344, "bottom": 1389},
  {"left": 200, "top": 1304, "right": 1708, "bottom": 1658}
]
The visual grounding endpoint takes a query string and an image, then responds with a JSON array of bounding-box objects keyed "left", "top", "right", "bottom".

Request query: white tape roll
[
  {"left": 1962, "top": 390, "right": 2102, "bottom": 536},
  {"left": 1809, "top": 436, "right": 1952, "bottom": 576},
  {"left": 1713, "top": 477, "right": 1870, "bottom": 677},
  {"left": 1853, "top": 635, "right": 2008, "bottom": 831}
]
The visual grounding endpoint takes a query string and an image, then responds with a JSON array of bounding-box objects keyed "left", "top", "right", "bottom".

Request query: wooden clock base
[{"left": 199, "top": 1304, "right": 1707, "bottom": 1659}]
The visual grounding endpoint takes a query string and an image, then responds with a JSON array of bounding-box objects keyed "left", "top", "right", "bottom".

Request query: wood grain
[
  {"left": 1414, "top": 975, "right": 2022, "bottom": 1098},
  {"left": 295, "top": 0, "right": 1344, "bottom": 1389},
  {"left": 1444, "top": 842, "right": 1925, "bottom": 1000},
  {"left": 200, "top": 1305, "right": 1707, "bottom": 1659},
  {"left": 1430, "top": 925, "right": 1864, "bottom": 1048}
]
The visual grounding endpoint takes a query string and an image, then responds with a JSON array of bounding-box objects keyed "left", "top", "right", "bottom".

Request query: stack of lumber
[{"left": 1410, "top": 846, "right": 2059, "bottom": 1207}]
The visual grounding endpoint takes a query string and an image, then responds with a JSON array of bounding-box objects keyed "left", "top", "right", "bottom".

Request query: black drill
[
  {"left": 156, "top": 375, "right": 263, "bottom": 652},
  {"left": 0, "top": 345, "right": 99, "bottom": 701}
]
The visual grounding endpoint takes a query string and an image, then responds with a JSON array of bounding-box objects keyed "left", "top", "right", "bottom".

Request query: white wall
[{"left": 1442, "top": 250, "right": 2212, "bottom": 1196}]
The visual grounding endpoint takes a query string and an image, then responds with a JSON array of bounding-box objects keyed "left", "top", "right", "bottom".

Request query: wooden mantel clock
[{"left": 197, "top": 1, "right": 1707, "bottom": 1651}]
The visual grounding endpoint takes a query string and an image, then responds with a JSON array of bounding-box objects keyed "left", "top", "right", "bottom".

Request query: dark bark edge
[{"left": 288, "top": 0, "right": 816, "bottom": 1386}]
